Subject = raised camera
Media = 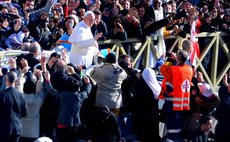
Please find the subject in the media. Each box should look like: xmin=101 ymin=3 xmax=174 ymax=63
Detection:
xmin=54 ymin=8 xmax=62 ymax=12
xmin=26 ymin=9 xmax=33 ymax=13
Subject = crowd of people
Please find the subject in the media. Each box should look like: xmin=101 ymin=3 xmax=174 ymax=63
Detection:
xmin=0 ymin=0 xmax=229 ymax=53
xmin=0 ymin=40 xmax=229 ymax=142
xmin=0 ymin=0 xmax=230 ymax=142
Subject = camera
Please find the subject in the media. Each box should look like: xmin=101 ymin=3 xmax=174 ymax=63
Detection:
xmin=0 ymin=13 xmax=11 ymax=21
xmin=26 ymin=9 xmax=33 ymax=13
xmin=173 ymin=10 xmax=187 ymax=20
xmin=115 ymin=24 xmax=120 ymax=28
xmin=53 ymin=8 xmax=62 ymax=12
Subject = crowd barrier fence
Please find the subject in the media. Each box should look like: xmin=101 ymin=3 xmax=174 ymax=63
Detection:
xmin=1 ymin=32 xmax=230 ymax=91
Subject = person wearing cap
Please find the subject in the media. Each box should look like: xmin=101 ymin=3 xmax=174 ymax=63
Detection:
xmin=90 ymin=53 xmax=127 ymax=117
xmin=159 ymin=49 xmax=193 ymax=141
xmin=195 ymin=82 xmax=220 ymax=115
xmin=68 ymin=10 xmax=103 ymax=68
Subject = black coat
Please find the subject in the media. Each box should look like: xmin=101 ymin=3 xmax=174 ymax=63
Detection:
xmin=132 ymin=77 xmax=160 ymax=142
xmin=51 ymin=71 xmax=82 ymax=92
xmin=91 ymin=21 xmax=108 ymax=41
xmin=46 ymin=81 xmax=92 ymax=127
xmin=189 ymin=128 xmax=209 ymax=142
xmin=141 ymin=18 xmax=170 ymax=40
xmin=16 ymin=53 xmax=40 ymax=70
xmin=212 ymin=95 xmax=230 ymax=142
xmin=88 ymin=106 xmax=121 ymax=142
xmin=0 ymin=87 xmax=28 ymax=135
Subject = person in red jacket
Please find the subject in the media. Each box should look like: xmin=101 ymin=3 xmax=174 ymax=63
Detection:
xmin=160 ymin=50 xmax=193 ymax=142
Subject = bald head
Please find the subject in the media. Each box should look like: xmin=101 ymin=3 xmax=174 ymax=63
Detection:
xmin=6 ymin=71 xmax=17 ymax=86
xmin=29 ymin=42 xmax=41 ymax=56
xmin=182 ymin=40 xmax=192 ymax=54
xmin=55 ymin=60 xmax=67 ymax=72
xmin=177 ymin=50 xmax=188 ymax=64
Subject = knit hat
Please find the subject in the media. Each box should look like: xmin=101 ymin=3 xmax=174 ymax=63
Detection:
xmin=196 ymin=83 xmax=220 ymax=110
xmin=105 ymin=53 xmax=116 ymax=63
xmin=197 ymin=83 xmax=213 ymax=97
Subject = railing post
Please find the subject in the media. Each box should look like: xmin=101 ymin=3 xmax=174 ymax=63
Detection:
xmin=144 ymin=38 xmax=151 ymax=68
xmin=133 ymin=38 xmax=149 ymax=67
xmin=211 ymin=32 xmax=219 ymax=90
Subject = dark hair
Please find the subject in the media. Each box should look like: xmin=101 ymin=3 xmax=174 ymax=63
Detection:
xmin=6 ymin=71 xmax=17 ymax=84
xmin=2 ymin=68 xmax=8 ymax=75
xmin=118 ymin=54 xmax=133 ymax=62
xmin=93 ymin=9 xmax=102 ymax=15
xmin=23 ymin=0 xmax=35 ymax=3
xmin=118 ymin=54 xmax=133 ymax=71
xmin=105 ymin=53 xmax=116 ymax=63
xmin=67 ymin=78 xmax=81 ymax=93
xmin=21 ymin=25 xmax=30 ymax=33
xmin=24 ymin=80 xmax=36 ymax=94
xmin=50 ymin=52 xmax=61 ymax=59
xmin=23 ymin=71 xmax=36 ymax=94
xmin=199 ymin=115 xmax=211 ymax=125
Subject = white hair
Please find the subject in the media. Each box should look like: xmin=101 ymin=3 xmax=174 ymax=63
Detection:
xmin=83 ymin=10 xmax=95 ymax=18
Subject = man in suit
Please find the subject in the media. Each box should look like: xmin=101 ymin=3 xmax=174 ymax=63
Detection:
xmin=0 ymin=70 xmax=28 ymax=142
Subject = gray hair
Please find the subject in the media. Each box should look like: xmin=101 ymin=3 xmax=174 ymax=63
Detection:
xmin=29 ymin=42 xmax=41 ymax=54
xmin=21 ymin=42 xmax=31 ymax=51
xmin=182 ymin=39 xmax=192 ymax=53
xmin=83 ymin=10 xmax=95 ymax=18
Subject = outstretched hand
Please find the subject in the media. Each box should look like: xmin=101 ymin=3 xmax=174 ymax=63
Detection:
xmin=21 ymin=58 xmax=28 ymax=68
xmin=8 ymin=57 xmax=17 ymax=69
xmin=44 ymin=71 xmax=50 ymax=81
xmin=223 ymin=73 xmax=229 ymax=87
xmin=83 ymin=76 xmax=90 ymax=84
xmin=34 ymin=68 xmax=43 ymax=78
xmin=94 ymin=32 xmax=103 ymax=40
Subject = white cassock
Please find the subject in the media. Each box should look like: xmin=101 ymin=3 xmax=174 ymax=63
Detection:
xmin=68 ymin=21 xmax=99 ymax=68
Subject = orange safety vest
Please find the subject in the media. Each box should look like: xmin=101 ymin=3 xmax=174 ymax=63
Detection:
xmin=160 ymin=64 xmax=193 ymax=111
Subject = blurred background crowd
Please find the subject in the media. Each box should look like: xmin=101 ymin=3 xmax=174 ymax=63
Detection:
xmin=0 ymin=0 xmax=229 ymax=53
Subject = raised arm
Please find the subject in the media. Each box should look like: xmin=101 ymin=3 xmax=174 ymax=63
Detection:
xmin=44 ymin=70 xmax=58 ymax=97
xmin=31 ymin=0 xmax=55 ymax=21
xmin=16 ymin=59 xmax=30 ymax=93
xmin=34 ymin=69 xmax=44 ymax=95
xmin=77 ymin=76 xmax=92 ymax=101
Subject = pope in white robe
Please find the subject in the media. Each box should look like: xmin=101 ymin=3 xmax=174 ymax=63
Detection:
xmin=68 ymin=11 xmax=102 ymax=68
